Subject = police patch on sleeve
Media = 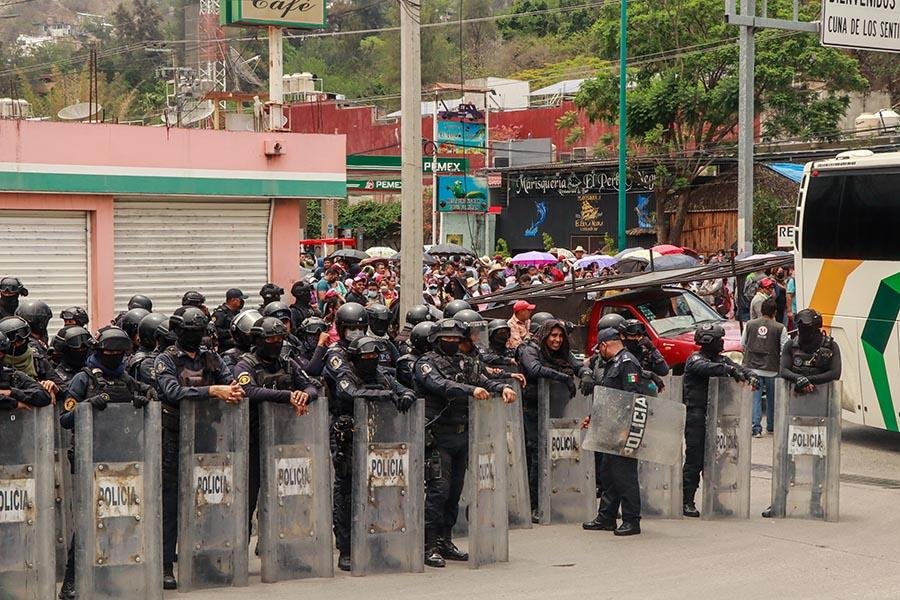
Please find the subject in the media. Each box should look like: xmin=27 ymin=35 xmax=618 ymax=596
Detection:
xmin=626 ymin=373 xmax=639 ymax=384
xmin=330 ymin=356 xmax=343 ymax=369
xmin=64 ymin=398 xmax=77 ymax=412
xmin=237 ymin=372 xmax=252 ymax=386
xmin=339 ymin=380 xmax=350 ymax=391
xmin=156 ymin=362 xmax=167 ymax=374
xmin=420 ymin=363 xmax=432 ymax=375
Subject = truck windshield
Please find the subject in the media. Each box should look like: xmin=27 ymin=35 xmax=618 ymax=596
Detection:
xmin=635 ymin=291 xmax=722 ymax=336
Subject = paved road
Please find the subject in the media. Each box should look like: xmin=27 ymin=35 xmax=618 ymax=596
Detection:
xmin=166 ymin=423 xmax=900 ymax=600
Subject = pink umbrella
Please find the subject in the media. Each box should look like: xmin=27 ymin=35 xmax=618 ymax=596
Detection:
xmin=651 ymin=244 xmax=685 ymax=255
xmin=510 ymin=251 xmax=558 ymax=267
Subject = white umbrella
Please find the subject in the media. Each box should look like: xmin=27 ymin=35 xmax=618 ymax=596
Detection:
xmin=364 ymin=246 xmax=396 ymax=259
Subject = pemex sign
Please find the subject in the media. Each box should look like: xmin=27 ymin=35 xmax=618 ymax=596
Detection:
xmin=220 ymin=0 xmax=327 ymax=29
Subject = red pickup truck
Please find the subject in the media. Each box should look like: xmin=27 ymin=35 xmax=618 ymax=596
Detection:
xmin=585 ymin=286 xmax=744 ymax=374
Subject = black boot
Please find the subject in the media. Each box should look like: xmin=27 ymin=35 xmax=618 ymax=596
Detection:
xmin=531 ymin=509 xmax=541 ymax=524
xmin=425 ymin=546 xmax=446 ymax=568
xmin=437 ymin=536 xmax=468 ymax=561
xmin=683 ymin=502 xmax=700 ymax=518
xmin=613 ymin=521 xmax=641 ymax=536
xmin=337 ymin=552 xmax=351 ymax=572
xmin=761 ymin=506 xmax=773 ymax=518
xmin=582 ymin=507 xmax=617 ymax=531
xmin=58 ymin=580 xmax=76 ymax=600
xmin=162 ymin=565 xmax=177 ymax=590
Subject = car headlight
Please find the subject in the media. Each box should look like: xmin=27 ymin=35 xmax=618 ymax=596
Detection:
xmin=725 ymin=351 xmax=743 ymax=363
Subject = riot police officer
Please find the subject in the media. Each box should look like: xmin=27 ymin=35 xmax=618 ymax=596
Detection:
xmin=51 ymin=326 xmax=93 ymax=401
xmin=331 ymin=336 xmax=416 ymax=571
xmin=120 ymin=308 xmax=150 ymax=353
xmin=233 ymin=317 xmax=319 ymax=536
xmin=289 ymin=280 xmax=320 ymax=332
xmin=0 ymin=276 xmax=28 ymax=318
xmin=57 ymin=326 xmax=154 ymax=599
xmin=153 ymin=307 xmax=243 ymax=589
xmin=294 ymin=316 xmax=330 ymax=376
xmin=415 ymin=318 xmax=516 ymax=567
xmin=322 ymin=303 xmax=370 ymax=570
xmin=396 ymin=321 xmax=434 ymax=389
xmin=442 ymin=299 xmax=471 ymax=318
xmin=681 ymin=323 xmax=757 ymax=518
xmin=484 ymin=319 xmax=517 ymax=367
xmin=112 ymin=295 xmax=153 ymax=328
xmin=367 ymin=303 xmax=399 ymax=369
xmin=581 ymin=327 xmax=644 ymax=536
xmin=620 ymin=319 xmax=669 ymax=393
xmin=60 ymin=306 xmax=90 ymax=329
xmin=0 ymin=316 xmax=40 ymax=379
xmin=16 ymin=298 xmax=52 ymax=346
xmin=127 ymin=312 xmax=169 ymax=385
xmin=519 ymin=318 xmax=588 ymax=521
xmin=259 ymin=283 xmax=285 ymax=311
xmin=221 ymin=309 xmax=262 ymax=369
xmin=212 ymin=288 xmax=248 ymax=352
xmin=261 ymin=301 xmax=304 ymax=361
xmin=0 ymin=330 xmax=51 ymax=410
xmin=396 ymin=304 xmax=435 ymax=355
xmin=761 ymin=308 xmax=841 ymax=518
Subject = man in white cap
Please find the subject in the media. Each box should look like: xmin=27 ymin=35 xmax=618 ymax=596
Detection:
xmin=573 ymin=245 xmax=586 ymax=260
xmin=507 ymin=300 xmax=535 ymax=349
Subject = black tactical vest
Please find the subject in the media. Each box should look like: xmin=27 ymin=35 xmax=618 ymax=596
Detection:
xmin=82 ymin=368 xmax=136 ymax=404
xmin=789 ymin=337 xmax=834 ymax=377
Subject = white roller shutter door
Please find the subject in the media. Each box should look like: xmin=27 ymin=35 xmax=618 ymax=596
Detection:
xmin=0 ymin=211 xmax=89 ymax=334
xmin=114 ymin=200 xmax=270 ymax=315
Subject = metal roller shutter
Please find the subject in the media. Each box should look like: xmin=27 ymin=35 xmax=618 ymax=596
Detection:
xmin=0 ymin=211 xmax=89 ymax=334
xmin=114 ymin=200 xmax=270 ymax=315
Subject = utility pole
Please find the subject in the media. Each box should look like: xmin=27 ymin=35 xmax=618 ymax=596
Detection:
xmin=268 ymin=26 xmax=284 ymax=131
xmin=399 ymin=0 xmax=423 ymax=322
xmin=617 ymin=0 xmax=627 ymax=251
xmin=736 ymin=0 xmax=755 ymax=254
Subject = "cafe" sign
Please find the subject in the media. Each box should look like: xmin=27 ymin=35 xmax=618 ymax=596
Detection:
xmin=221 ymin=0 xmax=326 ymax=29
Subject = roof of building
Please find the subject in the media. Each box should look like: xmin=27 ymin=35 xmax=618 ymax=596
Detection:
xmin=529 ymin=79 xmax=587 ymax=97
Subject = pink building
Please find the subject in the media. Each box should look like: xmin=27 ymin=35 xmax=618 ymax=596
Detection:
xmin=0 ymin=120 xmax=345 ymax=329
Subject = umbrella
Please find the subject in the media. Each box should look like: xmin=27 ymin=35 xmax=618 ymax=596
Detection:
xmin=510 ymin=251 xmax=558 ymax=267
xmin=649 ymin=253 xmax=700 ymax=270
xmin=551 ymin=247 xmax=576 ymax=260
xmin=389 ymin=252 xmax=438 ymax=265
xmin=360 ymin=256 xmax=390 ymax=267
xmin=617 ymin=247 xmax=663 ymax=262
xmin=327 ymin=248 xmax=369 ymax=262
xmin=616 ymin=257 xmax=648 ymax=273
xmin=426 ymin=243 xmax=476 ymax=257
xmin=574 ymin=254 xmax=617 ymax=269
xmin=651 ymin=244 xmax=685 ymax=255
xmin=364 ymin=246 xmax=396 ymax=259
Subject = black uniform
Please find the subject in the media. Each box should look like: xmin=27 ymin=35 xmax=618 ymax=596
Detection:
xmin=681 ymin=351 xmax=753 ymax=506
xmin=592 ymin=348 xmax=644 ymax=526
xmin=233 ymin=352 xmax=319 ymax=533
xmin=212 ymin=304 xmax=240 ymax=352
xmin=288 ymin=301 xmax=319 ymax=334
xmin=415 ymin=349 xmax=506 ymax=545
xmin=625 ymin=337 xmax=670 ymax=394
xmin=0 ymin=365 xmax=51 ymax=409
xmin=153 ymin=344 xmax=234 ymax=572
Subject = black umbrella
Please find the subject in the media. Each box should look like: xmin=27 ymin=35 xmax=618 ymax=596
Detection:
xmin=426 ymin=243 xmax=476 ymax=257
xmin=327 ymin=248 xmax=370 ymax=262
xmin=649 ymin=253 xmax=700 ymax=271
xmin=389 ymin=252 xmax=438 ymax=265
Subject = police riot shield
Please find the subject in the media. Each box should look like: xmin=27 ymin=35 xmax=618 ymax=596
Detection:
xmin=177 ymin=399 xmax=249 ymax=592
xmin=638 ymin=376 xmax=684 ymax=519
xmin=536 ymin=379 xmax=595 ymax=525
xmin=258 ymin=397 xmax=334 ymax=582
xmin=702 ymin=377 xmax=752 ymax=520
xmin=73 ymin=402 xmax=162 ymax=599
xmin=467 ymin=393 xmax=509 ymax=568
xmin=770 ymin=380 xmax=841 ymax=522
xmin=0 ymin=405 xmax=56 ymax=600
xmin=504 ymin=383 xmax=531 ymax=530
xmin=54 ymin=414 xmax=73 ymax=581
xmin=351 ymin=398 xmax=424 ymax=576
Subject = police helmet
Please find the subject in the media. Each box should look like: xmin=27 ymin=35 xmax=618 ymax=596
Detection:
xmin=405 ymin=304 xmax=434 ymax=327
xmin=52 ymin=326 xmax=93 ymax=354
xmin=181 ymin=290 xmax=206 ymax=307
xmin=366 ymin=304 xmax=393 ymax=336
xmin=155 ymin=319 xmax=174 ymax=345
xmin=529 ymin=311 xmax=555 ymax=334
xmin=96 ymin=326 xmax=133 ymax=353
xmin=795 ymin=308 xmax=823 ymax=330
xmin=597 ymin=313 xmax=626 ymax=332
xmin=348 ymin=335 xmax=387 ymax=358
xmin=251 ymin=316 xmax=288 ymax=341
xmin=443 ymin=299 xmax=472 ymax=318
xmin=409 ymin=322 xmax=436 ymax=353
xmin=231 ymin=309 xmax=263 ymax=336
xmin=0 ymin=331 xmax=9 ymax=354
xmin=261 ymin=301 xmax=292 ymax=322
xmin=453 ymin=309 xmax=486 ymax=327
xmin=260 ymin=283 xmax=285 ymax=302
xmin=170 ymin=307 xmax=209 ymax=332
xmin=138 ymin=313 xmax=169 ymax=348
xmin=428 ymin=318 xmax=469 ymax=343
xmin=291 ymin=280 xmax=313 ymax=299
xmin=0 ymin=316 xmax=31 ymax=343
xmin=120 ymin=308 xmax=150 ymax=339
xmin=620 ymin=319 xmax=646 ymax=338
xmin=299 ymin=316 xmax=329 ymax=336
xmin=128 ymin=294 xmax=153 ymax=311
xmin=0 ymin=277 xmax=28 ymax=296
xmin=15 ymin=299 xmax=52 ymax=334
xmin=694 ymin=323 xmax=726 ymax=346
xmin=335 ymin=302 xmax=369 ymax=336
xmin=60 ymin=306 xmax=89 ymax=327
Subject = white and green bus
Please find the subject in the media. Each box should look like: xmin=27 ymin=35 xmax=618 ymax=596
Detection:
xmin=794 ymin=149 xmax=900 ymax=432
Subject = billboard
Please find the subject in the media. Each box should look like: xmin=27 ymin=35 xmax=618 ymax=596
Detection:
xmin=221 ymin=0 xmax=327 ymax=29
xmin=437 ymin=176 xmax=488 ymax=212
xmin=436 ymin=120 xmax=487 ymax=155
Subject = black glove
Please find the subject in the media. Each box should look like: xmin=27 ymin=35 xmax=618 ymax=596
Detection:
xmin=747 ymin=375 xmax=761 ymax=391
xmin=725 ymin=365 xmax=742 ymax=381
xmin=565 ymin=376 xmax=577 ymax=398
xmin=580 ymin=378 xmax=595 ymax=396
xmin=132 ymin=390 xmax=151 ymax=409
xmin=394 ymin=392 xmax=416 ymax=414
xmin=795 ymin=376 xmax=811 ymax=393
xmin=87 ymin=393 xmax=109 ymax=411
xmin=651 ymin=373 xmax=666 ymax=392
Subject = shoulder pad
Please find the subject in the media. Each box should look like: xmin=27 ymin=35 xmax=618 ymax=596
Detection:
xmin=240 ymin=353 xmax=260 ymax=369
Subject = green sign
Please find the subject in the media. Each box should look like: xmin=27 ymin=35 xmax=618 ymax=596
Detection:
xmin=437 ymin=176 xmax=489 ymax=212
xmin=347 ymin=179 xmax=403 ymax=191
xmin=221 ymin=0 xmax=327 ymax=29
xmin=346 ymin=155 xmax=469 ymax=174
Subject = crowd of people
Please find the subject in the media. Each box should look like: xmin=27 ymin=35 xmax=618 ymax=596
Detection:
xmin=0 ymin=252 xmax=839 ymax=597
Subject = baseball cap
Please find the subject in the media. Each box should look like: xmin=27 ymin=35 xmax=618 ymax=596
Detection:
xmin=597 ymin=327 xmax=621 ymax=342
xmin=513 ymin=300 xmax=536 ymax=313
xmin=759 ymin=277 xmax=775 ymax=289
xmin=226 ymin=288 xmax=248 ymax=300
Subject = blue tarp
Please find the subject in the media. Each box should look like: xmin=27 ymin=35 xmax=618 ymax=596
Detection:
xmin=766 ymin=162 xmax=804 ymax=184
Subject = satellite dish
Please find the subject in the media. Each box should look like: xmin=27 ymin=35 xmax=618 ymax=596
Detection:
xmin=229 ymin=47 xmax=262 ymax=89
xmin=58 ymin=101 xmax=102 ymax=121
xmin=161 ymin=100 xmax=214 ymax=127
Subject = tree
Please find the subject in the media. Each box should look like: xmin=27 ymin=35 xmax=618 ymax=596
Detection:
xmin=575 ymin=0 xmax=867 ymax=245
